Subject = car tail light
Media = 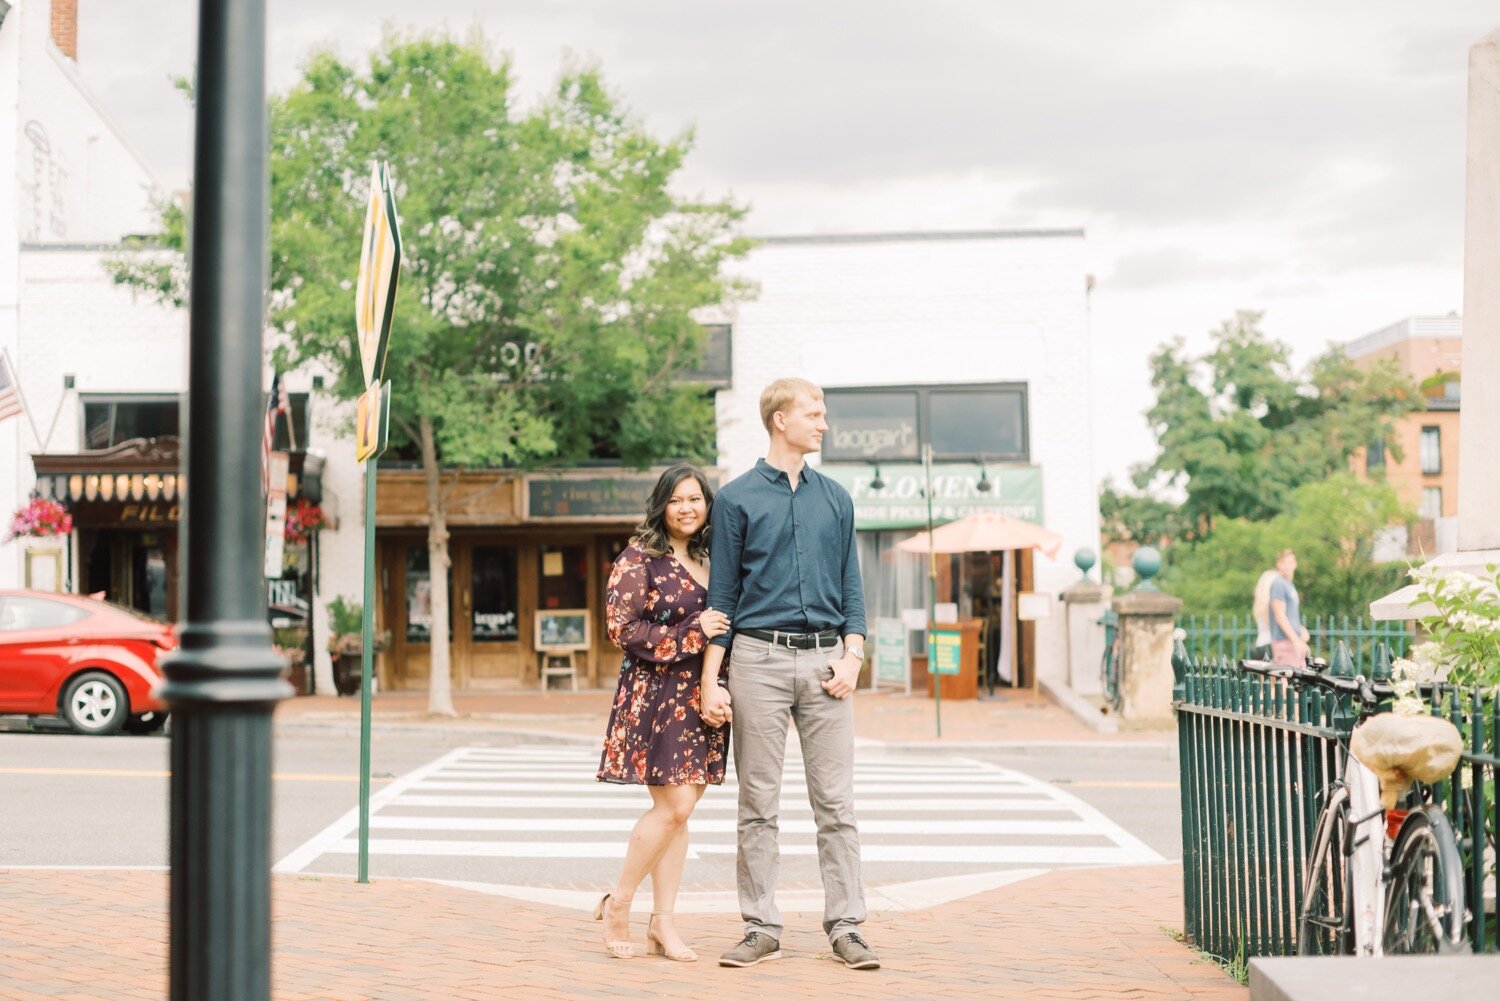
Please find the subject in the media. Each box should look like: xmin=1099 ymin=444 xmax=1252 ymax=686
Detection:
xmin=154 ymin=628 xmax=178 ymax=651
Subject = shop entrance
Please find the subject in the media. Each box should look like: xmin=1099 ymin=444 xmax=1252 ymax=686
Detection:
xmin=382 ymin=530 xmax=632 ymax=690
xmin=78 ymin=528 xmax=178 ymax=620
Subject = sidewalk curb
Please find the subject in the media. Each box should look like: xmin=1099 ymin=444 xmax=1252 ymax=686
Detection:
xmin=1039 ymin=676 xmax=1119 ymax=734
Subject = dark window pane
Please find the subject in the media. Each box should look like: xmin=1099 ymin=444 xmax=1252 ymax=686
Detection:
xmin=83 ymin=402 xmax=114 ymax=449
xmin=1367 ymin=439 xmax=1385 ymax=468
xmin=928 ymin=390 xmax=1026 ymax=459
xmin=405 ymin=546 xmax=451 ymax=643
xmin=80 ymin=398 xmax=180 ymax=449
xmin=824 ymin=391 xmax=920 ymax=460
xmin=471 ymin=545 xmax=519 ymax=642
xmin=538 ymin=544 xmax=588 ymax=610
xmin=0 ymin=596 xmax=88 ymax=631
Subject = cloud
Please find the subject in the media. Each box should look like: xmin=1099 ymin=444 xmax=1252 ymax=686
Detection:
xmin=1109 ymin=248 xmax=1280 ymax=291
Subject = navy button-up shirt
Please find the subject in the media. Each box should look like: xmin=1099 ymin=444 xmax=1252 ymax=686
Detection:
xmin=706 ymin=458 xmax=867 ymax=649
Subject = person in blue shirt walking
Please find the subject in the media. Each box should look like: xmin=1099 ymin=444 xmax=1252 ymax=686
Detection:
xmin=1269 ymin=548 xmax=1310 ymax=666
xmin=699 ymin=376 xmax=878 ymax=971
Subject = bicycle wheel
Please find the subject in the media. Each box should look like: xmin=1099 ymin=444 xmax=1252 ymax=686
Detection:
xmin=1100 ymin=635 xmax=1121 ymax=713
xmin=1382 ymin=807 xmax=1469 ymax=954
xmin=1297 ymin=783 xmax=1353 ymax=955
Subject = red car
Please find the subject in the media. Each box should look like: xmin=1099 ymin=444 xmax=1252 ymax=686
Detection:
xmin=0 ymin=590 xmax=176 ymax=735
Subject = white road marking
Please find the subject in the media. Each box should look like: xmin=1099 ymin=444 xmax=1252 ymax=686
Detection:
xmin=279 ymin=744 xmax=1167 ymax=896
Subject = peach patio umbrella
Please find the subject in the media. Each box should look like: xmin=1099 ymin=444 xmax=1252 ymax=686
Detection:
xmin=895 ymin=511 xmax=1063 ymax=559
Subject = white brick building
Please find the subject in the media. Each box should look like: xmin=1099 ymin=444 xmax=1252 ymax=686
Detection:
xmin=714 ymin=230 xmax=1099 ymax=689
xmin=1 ymin=0 xmax=162 ymax=592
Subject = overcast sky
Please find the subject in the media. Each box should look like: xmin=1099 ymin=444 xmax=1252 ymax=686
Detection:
xmin=74 ymin=1 xmax=1498 ymax=484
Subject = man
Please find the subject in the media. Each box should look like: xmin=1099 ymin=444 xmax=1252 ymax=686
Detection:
xmin=1269 ymin=548 xmax=1310 ymax=666
xmin=699 ymin=377 xmax=877 ymax=971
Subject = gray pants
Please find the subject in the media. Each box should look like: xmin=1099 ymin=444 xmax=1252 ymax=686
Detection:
xmin=728 ymin=633 xmax=866 ymax=942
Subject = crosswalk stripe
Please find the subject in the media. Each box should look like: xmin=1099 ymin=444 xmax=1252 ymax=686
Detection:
xmin=277 ymin=744 xmax=1165 ymax=879
xmin=327 ymin=838 xmax=1148 ymax=865
xmin=367 ymin=816 xmax=1099 ymax=836
xmin=417 ymin=779 xmax=1037 ymax=794
xmin=391 ymin=794 xmax=1067 ymax=812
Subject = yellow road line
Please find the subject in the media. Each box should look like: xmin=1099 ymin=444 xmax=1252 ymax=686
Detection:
xmin=0 ymin=767 xmax=388 ymax=783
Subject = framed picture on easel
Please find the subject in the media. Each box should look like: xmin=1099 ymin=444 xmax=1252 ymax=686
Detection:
xmin=534 ymin=608 xmax=591 ymax=652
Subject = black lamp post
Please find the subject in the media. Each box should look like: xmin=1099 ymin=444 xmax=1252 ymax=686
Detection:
xmin=158 ymin=2 xmax=290 ymax=999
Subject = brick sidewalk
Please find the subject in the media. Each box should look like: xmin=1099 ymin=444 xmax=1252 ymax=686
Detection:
xmin=0 ymin=864 xmax=1241 ymax=1000
xmin=274 ymin=686 xmax=1173 ymax=746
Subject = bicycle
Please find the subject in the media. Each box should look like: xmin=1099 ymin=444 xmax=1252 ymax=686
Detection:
xmin=1239 ymin=656 xmax=1469 ymax=956
xmin=1099 ymin=609 xmax=1122 ymax=714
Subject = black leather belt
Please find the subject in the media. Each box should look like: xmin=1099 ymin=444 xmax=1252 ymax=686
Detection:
xmin=739 ymin=627 xmax=840 ymax=650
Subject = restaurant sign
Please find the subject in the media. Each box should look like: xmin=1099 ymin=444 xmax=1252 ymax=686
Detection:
xmin=817 ymin=463 xmax=1044 ymax=530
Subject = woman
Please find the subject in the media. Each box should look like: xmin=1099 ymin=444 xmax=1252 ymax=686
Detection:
xmin=594 ymin=463 xmax=729 ymax=962
xmin=1251 ymin=568 xmax=1279 ymax=658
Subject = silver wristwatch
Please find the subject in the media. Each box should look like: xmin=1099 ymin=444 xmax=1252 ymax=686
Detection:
xmin=845 ymin=645 xmax=865 ymax=661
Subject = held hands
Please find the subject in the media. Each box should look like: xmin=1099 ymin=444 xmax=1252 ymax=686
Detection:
xmin=699 ymin=607 xmax=731 ymax=640
xmin=822 ymin=649 xmax=861 ymax=700
xmin=700 ymin=682 xmax=733 ymax=728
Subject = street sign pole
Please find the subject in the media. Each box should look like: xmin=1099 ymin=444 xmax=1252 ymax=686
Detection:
xmin=354 ymin=163 xmax=401 ymax=884
xmin=923 ymin=443 xmax=940 ymax=739
xmin=357 ymin=451 xmax=376 ymax=882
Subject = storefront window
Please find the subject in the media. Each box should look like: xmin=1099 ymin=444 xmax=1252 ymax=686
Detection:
xmin=928 ymin=388 xmax=1026 ymax=460
xmin=824 ymin=383 xmax=1028 ymax=463
xmin=538 ymin=544 xmax=588 ymax=610
xmin=471 ymin=545 xmax=519 ymax=642
xmin=405 ymin=546 xmax=451 ymax=643
xmin=823 ymin=391 xmax=920 ymax=461
xmin=82 ymin=397 xmax=179 ymax=449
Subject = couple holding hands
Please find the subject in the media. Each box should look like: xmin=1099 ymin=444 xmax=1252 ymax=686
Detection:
xmin=593 ymin=377 xmax=879 ymax=971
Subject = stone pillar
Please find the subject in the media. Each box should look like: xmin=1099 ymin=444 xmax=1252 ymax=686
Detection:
xmin=1061 ymin=580 xmax=1111 ymax=695
xmin=1373 ymin=29 xmax=1500 ymax=619
xmin=1459 ymin=30 xmax=1500 ymax=551
xmin=1113 ymin=588 xmax=1182 ymax=722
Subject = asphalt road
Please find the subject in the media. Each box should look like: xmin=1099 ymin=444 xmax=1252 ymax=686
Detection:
xmin=0 ymin=725 xmax=1182 ymax=889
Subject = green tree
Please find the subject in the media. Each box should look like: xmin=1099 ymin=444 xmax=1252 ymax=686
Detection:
xmin=1129 ymin=310 xmax=1417 ymax=538
xmin=110 ymin=33 xmax=750 ymax=713
xmin=1164 ymin=474 xmax=1410 ymax=618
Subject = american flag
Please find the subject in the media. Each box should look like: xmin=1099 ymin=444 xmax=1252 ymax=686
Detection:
xmin=0 ymin=352 xmax=22 ymax=425
xmin=261 ymin=372 xmax=290 ymax=495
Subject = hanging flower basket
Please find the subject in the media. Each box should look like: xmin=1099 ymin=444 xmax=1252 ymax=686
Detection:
xmin=284 ymin=498 xmax=326 ymax=545
xmin=5 ymin=497 xmax=73 ymax=542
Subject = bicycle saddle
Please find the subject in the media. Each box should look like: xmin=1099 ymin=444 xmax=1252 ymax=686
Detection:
xmin=1349 ymin=714 xmax=1464 ymax=810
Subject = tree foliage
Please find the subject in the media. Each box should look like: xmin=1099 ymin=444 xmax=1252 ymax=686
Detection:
xmin=112 ymin=31 xmax=749 ymax=468
xmin=1163 ymin=474 xmax=1410 ymax=617
xmin=1124 ymin=310 xmax=1418 ymax=540
xmin=109 ymin=32 xmax=751 ymax=712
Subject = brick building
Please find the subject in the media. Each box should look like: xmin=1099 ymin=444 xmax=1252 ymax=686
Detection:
xmin=1346 ymin=315 xmax=1461 ymax=554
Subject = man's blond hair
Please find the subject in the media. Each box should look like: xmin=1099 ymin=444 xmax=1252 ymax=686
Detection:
xmin=759 ymin=377 xmax=824 ymax=433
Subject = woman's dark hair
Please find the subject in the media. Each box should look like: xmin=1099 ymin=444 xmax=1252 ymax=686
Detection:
xmin=633 ymin=463 xmax=714 ymax=560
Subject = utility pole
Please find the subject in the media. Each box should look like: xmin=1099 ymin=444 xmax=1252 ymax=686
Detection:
xmin=159 ymin=2 xmax=290 ymax=998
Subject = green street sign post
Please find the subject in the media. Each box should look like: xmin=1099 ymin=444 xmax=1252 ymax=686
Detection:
xmin=354 ymin=162 xmax=401 ymax=884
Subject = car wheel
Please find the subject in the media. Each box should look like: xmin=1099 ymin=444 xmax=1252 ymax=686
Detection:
xmin=124 ymin=711 xmax=169 ymax=735
xmin=61 ymin=671 xmax=129 ymax=736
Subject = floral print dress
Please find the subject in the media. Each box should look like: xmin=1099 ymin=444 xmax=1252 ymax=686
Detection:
xmin=596 ymin=543 xmax=728 ymax=786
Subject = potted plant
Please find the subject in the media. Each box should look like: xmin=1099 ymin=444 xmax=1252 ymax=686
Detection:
xmin=284 ymin=498 xmax=326 ymax=545
xmin=326 ymin=595 xmax=390 ymax=696
xmin=4 ymin=496 xmax=73 ymax=542
xmin=272 ymin=625 xmax=310 ymax=696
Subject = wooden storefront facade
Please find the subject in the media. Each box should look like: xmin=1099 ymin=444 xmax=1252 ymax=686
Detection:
xmin=373 ymin=467 xmax=698 ymax=691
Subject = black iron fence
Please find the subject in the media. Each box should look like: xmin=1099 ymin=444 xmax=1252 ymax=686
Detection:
xmin=1177 ymin=613 xmax=1413 ymax=672
xmin=1174 ymin=642 xmax=1498 ymax=962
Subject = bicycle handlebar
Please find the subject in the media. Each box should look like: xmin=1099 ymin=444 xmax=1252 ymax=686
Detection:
xmin=1239 ymin=657 xmax=1391 ymax=707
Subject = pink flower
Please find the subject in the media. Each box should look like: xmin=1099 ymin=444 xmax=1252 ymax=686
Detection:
xmin=5 ymin=497 xmax=73 ymax=542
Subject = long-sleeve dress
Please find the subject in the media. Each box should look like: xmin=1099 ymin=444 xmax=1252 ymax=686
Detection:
xmin=596 ymin=543 xmax=728 ymax=785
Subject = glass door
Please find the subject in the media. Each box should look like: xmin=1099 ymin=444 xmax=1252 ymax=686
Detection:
xmin=457 ymin=542 xmax=522 ymax=686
